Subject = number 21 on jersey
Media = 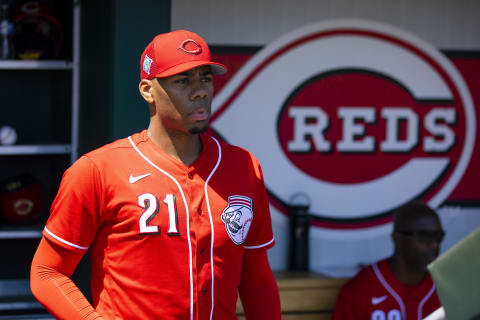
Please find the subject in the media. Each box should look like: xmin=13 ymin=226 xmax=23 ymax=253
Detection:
xmin=137 ymin=193 xmax=180 ymax=235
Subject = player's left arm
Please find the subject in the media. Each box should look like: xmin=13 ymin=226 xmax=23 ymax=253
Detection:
xmin=238 ymin=249 xmax=281 ymax=319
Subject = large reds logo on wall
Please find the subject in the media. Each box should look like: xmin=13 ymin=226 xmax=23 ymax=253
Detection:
xmin=211 ymin=20 xmax=476 ymax=229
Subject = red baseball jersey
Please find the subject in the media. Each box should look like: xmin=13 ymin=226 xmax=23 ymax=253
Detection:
xmin=43 ymin=130 xmax=275 ymax=320
xmin=331 ymin=259 xmax=441 ymax=320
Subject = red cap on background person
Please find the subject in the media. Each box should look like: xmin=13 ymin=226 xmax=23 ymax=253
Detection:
xmin=140 ymin=29 xmax=227 ymax=79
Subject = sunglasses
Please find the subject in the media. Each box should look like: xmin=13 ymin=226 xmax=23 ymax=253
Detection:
xmin=396 ymin=230 xmax=446 ymax=243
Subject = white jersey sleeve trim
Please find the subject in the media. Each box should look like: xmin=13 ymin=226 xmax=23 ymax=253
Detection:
xmin=44 ymin=227 xmax=89 ymax=250
xmin=243 ymin=237 xmax=275 ymax=249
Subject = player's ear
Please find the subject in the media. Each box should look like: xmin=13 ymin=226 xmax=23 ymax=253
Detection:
xmin=139 ymin=79 xmax=154 ymax=103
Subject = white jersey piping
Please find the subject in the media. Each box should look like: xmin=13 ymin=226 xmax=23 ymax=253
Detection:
xmin=128 ymin=136 xmax=194 ymax=320
xmin=243 ymin=237 xmax=275 ymax=249
xmin=372 ymin=262 xmax=407 ymax=319
xmin=43 ymin=227 xmax=89 ymax=250
xmin=418 ymin=283 xmax=436 ymax=320
xmin=205 ymin=137 xmax=222 ymax=320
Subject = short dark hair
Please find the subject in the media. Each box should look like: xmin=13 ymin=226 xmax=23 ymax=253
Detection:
xmin=393 ymin=201 xmax=439 ymax=231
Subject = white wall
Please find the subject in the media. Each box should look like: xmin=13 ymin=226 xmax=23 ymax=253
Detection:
xmin=172 ymin=0 xmax=480 ymax=49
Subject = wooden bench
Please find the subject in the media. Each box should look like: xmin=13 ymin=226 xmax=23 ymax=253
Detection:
xmin=237 ymin=272 xmax=349 ymax=319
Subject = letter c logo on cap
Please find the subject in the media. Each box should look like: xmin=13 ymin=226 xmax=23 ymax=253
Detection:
xmin=178 ymin=39 xmax=202 ymax=55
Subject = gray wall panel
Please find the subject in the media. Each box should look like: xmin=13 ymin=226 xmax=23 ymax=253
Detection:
xmin=172 ymin=0 xmax=480 ymax=49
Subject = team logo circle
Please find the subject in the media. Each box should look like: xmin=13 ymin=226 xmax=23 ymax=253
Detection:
xmin=178 ymin=39 xmax=202 ymax=55
xmin=14 ymin=198 xmax=34 ymax=215
xmin=212 ymin=20 xmax=475 ymax=228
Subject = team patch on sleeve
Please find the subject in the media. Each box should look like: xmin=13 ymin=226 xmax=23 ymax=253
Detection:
xmin=221 ymin=195 xmax=253 ymax=245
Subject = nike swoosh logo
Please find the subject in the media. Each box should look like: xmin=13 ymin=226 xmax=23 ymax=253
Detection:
xmin=129 ymin=173 xmax=151 ymax=184
xmin=371 ymin=295 xmax=388 ymax=305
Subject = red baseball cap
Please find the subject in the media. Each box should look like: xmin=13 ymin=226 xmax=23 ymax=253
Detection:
xmin=140 ymin=30 xmax=227 ymax=79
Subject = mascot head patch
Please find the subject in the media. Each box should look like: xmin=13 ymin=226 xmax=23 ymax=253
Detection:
xmin=221 ymin=195 xmax=253 ymax=245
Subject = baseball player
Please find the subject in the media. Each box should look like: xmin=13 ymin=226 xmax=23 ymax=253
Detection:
xmin=30 ymin=30 xmax=281 ymax=320
xmin=331 ymin=201 xmax=444 ymax=320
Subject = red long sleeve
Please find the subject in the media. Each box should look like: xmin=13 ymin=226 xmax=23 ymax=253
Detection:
xmin=30 ymin=237 xmax=103 ymax=320
xmin=238 ymin=250 xmax=282 ymax=319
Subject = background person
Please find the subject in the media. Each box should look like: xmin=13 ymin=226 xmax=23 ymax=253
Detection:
xmin=332 ymin=201 xmax=444 ymax=320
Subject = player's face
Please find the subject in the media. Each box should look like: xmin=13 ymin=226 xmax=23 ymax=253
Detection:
xmin=395 ymin=214 xmax=444 ymax=271
xmin=154 ymin=66 xmax=213 ymax=134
